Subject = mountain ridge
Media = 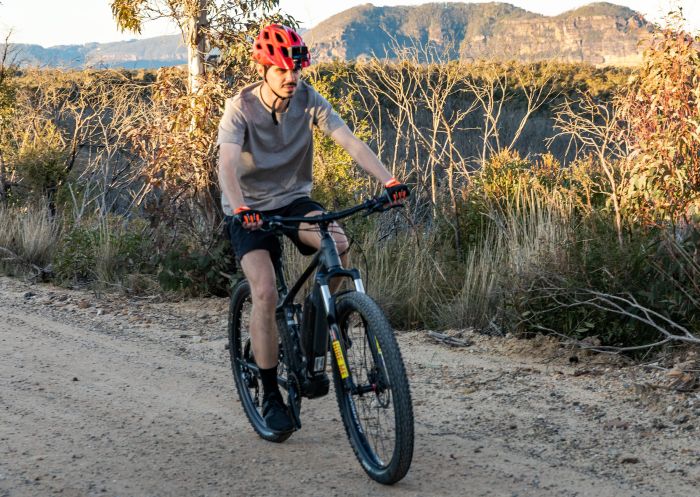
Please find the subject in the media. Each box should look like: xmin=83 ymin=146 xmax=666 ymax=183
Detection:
xmin=305 ymin=2 xmax=651 ymax=65
xmin=5 ymin=35 xmax=186 ymax=69
xmin=3 ymin=2 xmax=651 ymax=68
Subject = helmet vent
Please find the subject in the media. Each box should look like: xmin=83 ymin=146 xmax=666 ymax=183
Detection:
xmin=266 ymin=44 xmax=275 ymax=56
xmin=263 ymin=31 xmax=270 ymax=40
xmin=290 ymin=32 xmax=299 ymax=43
xmin=274 ymin=32 xmax=285 ymax=43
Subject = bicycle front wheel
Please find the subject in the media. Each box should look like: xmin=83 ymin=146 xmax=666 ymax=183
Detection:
xmin=331 ymin=291 xmax=414 ymax=484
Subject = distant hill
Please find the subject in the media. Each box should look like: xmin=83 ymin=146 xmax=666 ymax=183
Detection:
xmin=305 ymin=2 xmax=652 ymax=65
xmin=5 ymin=35 xmax=185 ymax=69
xmin=3 ymin=2 xmax=652 ymax=69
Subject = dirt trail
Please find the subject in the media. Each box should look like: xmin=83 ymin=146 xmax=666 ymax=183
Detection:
xmin=1 ymin=276 xmax=699 ymax=497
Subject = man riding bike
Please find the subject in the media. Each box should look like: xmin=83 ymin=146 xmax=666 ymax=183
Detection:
xmin=217 ymin=24 xmax=409 ymax=435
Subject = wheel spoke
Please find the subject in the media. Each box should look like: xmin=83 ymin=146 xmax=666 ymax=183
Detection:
xmin=342 ymin=310 xmax=397 ymax=466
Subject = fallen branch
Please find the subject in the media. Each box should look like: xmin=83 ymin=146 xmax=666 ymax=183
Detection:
xmin=0 ymin=246 xmax=51 ymax=279
xmin=427 ymin=330 xmax=472 ymax=348
xmin=520 ymin=283 xmax=700 ymax=353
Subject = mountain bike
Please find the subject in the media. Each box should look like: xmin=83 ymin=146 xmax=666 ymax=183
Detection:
xmin=227 ymin=195 xmax=414 ymax=484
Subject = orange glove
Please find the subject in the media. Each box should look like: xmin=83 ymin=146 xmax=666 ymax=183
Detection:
xmin=234 ymin=206 xmax=263 ymax=229
xmin=384 ymin=178 xmax=410 ymax=203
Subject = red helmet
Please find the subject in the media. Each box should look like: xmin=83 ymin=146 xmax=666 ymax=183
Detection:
xmin=252 ymin=24 xmax=311 ymax=70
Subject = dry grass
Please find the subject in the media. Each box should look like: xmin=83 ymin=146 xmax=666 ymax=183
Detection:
xmin=359 ymin=227 xmax=452 ymax=329
xmin=430 ymin=186 xmax=573 ymax=332
xmin=0 ymin=206 xmax=59 ymax=274
xmin=433 ymin=234 xmax=504 ymax=331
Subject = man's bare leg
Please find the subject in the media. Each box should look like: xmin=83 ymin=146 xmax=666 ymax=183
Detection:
xmin=240 ymin=249 xmax=278 ymax=369
xmin=239 ymin=249 xmax=294 ymax=432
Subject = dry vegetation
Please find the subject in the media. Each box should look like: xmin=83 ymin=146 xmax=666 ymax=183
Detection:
xmin=0 ymin=12 xmax=698 ymax=353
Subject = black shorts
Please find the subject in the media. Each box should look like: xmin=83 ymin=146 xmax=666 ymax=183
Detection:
xmin=224 ymin=197 xmax=325 ymax=262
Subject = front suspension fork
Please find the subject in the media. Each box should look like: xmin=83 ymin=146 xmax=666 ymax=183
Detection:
xmin=320 ymin=278 xmax=367 ymax=395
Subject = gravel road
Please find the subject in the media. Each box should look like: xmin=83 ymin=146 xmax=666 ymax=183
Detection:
xmin=1 ymin=276 xmax=699 ymax=497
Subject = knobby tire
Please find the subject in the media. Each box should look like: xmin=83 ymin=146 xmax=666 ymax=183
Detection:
xmin=331 ymin=291 xmax=414 ymax=484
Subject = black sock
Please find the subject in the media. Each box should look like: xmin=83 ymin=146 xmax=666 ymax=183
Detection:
xmin=259 ymin=365 xmax=280 ymax=400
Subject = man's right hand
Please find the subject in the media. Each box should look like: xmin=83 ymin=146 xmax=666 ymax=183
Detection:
xmin=234 ymin=206 xmax=264 ymax=230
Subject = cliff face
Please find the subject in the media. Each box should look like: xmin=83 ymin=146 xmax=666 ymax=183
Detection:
xmin=305 ymin=2 xmax=652 ymax=65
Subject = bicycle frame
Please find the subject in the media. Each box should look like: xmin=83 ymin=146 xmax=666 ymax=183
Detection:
xmin=273 ymin=219 xmax=365 ymax=394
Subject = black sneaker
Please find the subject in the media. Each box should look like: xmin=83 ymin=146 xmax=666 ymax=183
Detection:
xmin=262 ymin=393 xmax=294 ymax=433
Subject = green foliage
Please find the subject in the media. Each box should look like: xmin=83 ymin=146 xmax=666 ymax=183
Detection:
xmin=111 ymin=0 xmax=147 ymax=33
xmin=0 ymin=73 xmax=15 ymax=126
xmin=514 ymin=217 xmax=700 ymax=349
xmin=619 ymin=14 xmax=700 ymax=226
xmin=157 ymin=236 xmax=234 ymax=296
xmin=53 ymin=217 xmax=154 ymax=285
xmin=473 ymin=150 xmax=535 ymax=200
xmin=13 ymin=144 xmax=68 ymax=200
xmin=515 ymin=216 xmax=653 ymax=345
xmin=54 ymin=227 xmax=94 ymax=281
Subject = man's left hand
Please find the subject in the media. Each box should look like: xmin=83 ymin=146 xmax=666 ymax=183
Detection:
xmin=384 ymin=178 xmax=410 ymax=204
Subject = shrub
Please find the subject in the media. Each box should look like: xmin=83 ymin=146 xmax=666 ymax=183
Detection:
xmin=618 ymin=15 xmax=700 ymax=226
xmin=156 ymin=234 xmax=234 ymax=297
xmin=53 ymin=217 xmax=155 ymax=286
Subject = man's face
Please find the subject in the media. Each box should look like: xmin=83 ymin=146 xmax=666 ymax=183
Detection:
xmin=259 ymin=64 xmax=300 ymax=97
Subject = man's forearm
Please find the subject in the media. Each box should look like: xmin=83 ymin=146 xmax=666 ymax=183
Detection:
xmin=331 ymin=126 xmax=394 ymax=184
xmin=352 ymin=140 xmax=394 ymax=184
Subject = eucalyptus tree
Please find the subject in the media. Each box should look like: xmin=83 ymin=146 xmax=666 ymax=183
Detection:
xmin=110 ymin=0 xmax=293 ymax=94
xmin=0 ymin=30 xmax=17 ymax=205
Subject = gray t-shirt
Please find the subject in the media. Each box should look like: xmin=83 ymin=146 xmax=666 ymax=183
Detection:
xmin=217 ymin=80 xmax=346 ymax=214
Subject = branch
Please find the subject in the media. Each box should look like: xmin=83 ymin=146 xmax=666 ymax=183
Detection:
xmin=521 ymin=282 xmax=700 ymax=352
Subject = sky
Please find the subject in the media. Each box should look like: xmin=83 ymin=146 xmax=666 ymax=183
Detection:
xmin=1 ymin=0 xmax=698 ymax=47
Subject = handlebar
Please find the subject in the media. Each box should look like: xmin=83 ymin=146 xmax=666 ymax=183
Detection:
xmin=263 ymin=194 xmax=402 ymax=231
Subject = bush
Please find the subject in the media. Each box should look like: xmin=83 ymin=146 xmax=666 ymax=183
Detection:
xmin=53 ymin=217 xmax=155 ymax=286
xmin=618 ymin=15 xmax=700 ymax=226
xmin=156 ymin=235 xmax=234 ymax=297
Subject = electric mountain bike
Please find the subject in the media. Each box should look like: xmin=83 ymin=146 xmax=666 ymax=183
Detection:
xmin=227 ymin=195 xmax=414 ymax=484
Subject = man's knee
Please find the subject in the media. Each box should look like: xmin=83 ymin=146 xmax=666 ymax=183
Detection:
xmin=241 ymin=250 xmax=278 ymax=308
xmin=250 ymin=281 xmax=277 ymax=307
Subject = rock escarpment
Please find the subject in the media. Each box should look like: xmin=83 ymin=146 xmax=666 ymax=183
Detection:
xmin=305 ymin=2 xmax=651 ymax=65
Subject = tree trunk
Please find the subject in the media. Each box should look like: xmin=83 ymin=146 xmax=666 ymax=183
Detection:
xmin=187 ymin=0 xmax=208 ymax=95
xmin=0 ymin=151 xmax=6 ymax=205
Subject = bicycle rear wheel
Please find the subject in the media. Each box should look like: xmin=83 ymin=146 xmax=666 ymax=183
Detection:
xmin=331 ymin=291 xmax=414 ymax=484
xmin=228 ymin=279 xmax=292 ymax=443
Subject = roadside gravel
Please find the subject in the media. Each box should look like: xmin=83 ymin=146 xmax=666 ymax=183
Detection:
xmin=1 ymin=276 xmax=698 ymax=497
